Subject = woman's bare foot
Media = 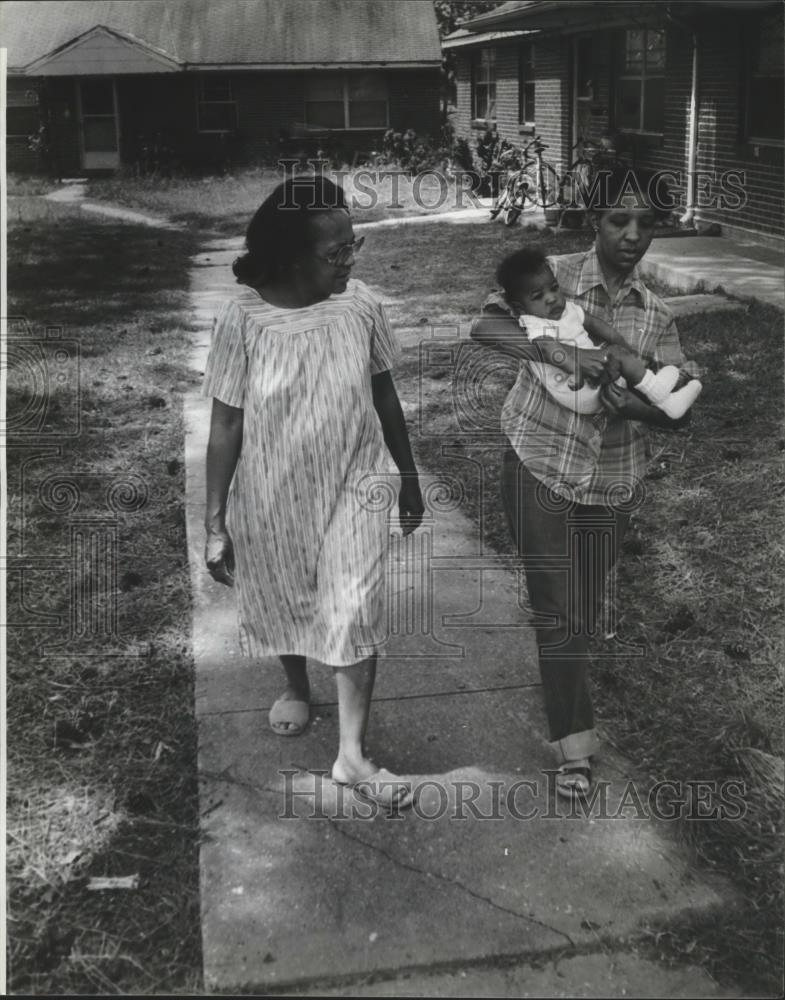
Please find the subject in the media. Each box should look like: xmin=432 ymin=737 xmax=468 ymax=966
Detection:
xmin=331 ymin=751 xmax=377 ymax=786
xmin=332 ymin=753 xmax=414 ymax=810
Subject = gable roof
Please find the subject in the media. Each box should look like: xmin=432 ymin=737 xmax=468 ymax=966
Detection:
xmin=25 ymin=25 xmax=185 ymax=75
xmin=2 ymin=0 xmax=442 ymax=73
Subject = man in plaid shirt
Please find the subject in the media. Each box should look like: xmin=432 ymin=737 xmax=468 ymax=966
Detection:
xmin=471 ymin=167 xmax=694 ymax=802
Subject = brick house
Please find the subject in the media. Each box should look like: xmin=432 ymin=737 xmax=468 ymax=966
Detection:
xmin=4 ymin=0 xmax=442 ymax=175
xmin=444 ymin=0 xmax=783 ymax=242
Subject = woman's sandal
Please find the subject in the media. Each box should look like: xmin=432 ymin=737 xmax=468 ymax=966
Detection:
xmin=268 ymin=697 xmax=310 ymax=737
xmin=555 ymin=761 xmax=592 ymax=802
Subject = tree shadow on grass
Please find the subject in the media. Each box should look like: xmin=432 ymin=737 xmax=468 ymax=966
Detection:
xmin=8 ymin=220 xmax=198 ymax=330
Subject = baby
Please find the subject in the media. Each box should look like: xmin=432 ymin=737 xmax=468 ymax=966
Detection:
xmin=497 ymin=248 xmax=702 ymax=418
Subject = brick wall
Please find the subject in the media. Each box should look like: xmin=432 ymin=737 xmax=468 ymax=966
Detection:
xmin=612 ymin=27 xmax=691 ymax=217
xmin=450 ymin=39 xmax=572 ymax=174
xmin=450 ymin=17 xmax=782 ymax=239
xmin=589 ymin=19 xmax=782 ymax=237
xmin=690 ymin=14 xmax=783 ymax=238
xmin=532 ymin=36 xmax=571 ymax=174
xmin=488 ymin=45 xmax=520 ymax=144
xmin=453 ymin=52 xmax=473 ymax=137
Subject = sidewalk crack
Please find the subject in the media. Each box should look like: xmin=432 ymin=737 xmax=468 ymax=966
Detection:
xmin=328 ymin=820 xmax=575 ymax=948
xmin=198 ymin=767 xmax=279 ymax=797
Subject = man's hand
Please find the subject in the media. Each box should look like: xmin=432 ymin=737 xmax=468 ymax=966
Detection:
xmin=399 ymin=476 xmax=424 ymax=536
xmin=599 ymin=380 xmax=635 ymax=417
xmin=205 ymin=527 xmax=235 ymax=586
xmin=601 ymin=380 xmax=691 ymax=430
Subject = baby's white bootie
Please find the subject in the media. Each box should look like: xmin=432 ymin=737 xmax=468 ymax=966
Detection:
xmin=634 ymin=365 xmax=680 ymax=405
xmin=657 ymin=378 xmax=703 ymax=419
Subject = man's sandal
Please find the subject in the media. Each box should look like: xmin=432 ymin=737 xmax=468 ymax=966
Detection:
xmin=556 ymin=762 xmax=592 ymax=802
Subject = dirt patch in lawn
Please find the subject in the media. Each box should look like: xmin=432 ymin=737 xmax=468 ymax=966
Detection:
xmin=7 ymin=202 xmax=203 ymax=994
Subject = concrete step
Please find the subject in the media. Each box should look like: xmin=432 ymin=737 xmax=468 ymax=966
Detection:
xmin=640 ymin=237 xmax=783 ymax=308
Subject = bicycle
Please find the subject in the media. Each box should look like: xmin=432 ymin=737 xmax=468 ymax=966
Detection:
xmin=517 ymin=134 xmax=560 ymax=214
xmin=489 ymin=134 xmax=559 ymax=226
xmin=488 ymin=143 xmax=526 ymax=226
xmin=557 ymin=134 xmax=628 ymax=227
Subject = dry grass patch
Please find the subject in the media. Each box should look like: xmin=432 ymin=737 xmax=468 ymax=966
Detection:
xmin=87 ymin=166 xmax=484 ymax=234
xmin=7 ymin=201 xmax=203 ymax=994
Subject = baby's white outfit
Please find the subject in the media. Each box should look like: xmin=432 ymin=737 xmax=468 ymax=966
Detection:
xmin=521 ymin=301 xmax=610 ymax=415
xmin=520 ymin=300 xmax=702 ymax=418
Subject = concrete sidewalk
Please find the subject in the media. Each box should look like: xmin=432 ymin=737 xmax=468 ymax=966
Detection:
xmin=184 ymin=234 xmax=758 ymax=996
xmin=43 ymin=180 xmax=184 ymax=229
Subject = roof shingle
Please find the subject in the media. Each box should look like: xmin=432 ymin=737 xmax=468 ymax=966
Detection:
xmin=2 ymin=0 xmax=442 ymax=71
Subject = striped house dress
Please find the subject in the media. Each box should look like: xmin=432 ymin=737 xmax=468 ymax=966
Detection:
xmin=202 ymin=278 xmax=398 ymax=667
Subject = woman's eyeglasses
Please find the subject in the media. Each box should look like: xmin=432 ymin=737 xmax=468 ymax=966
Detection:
xmin=315 ymin=236 xmax=365 ymax=268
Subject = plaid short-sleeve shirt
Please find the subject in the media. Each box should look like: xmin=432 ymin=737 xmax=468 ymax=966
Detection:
xmin=489 ymin=248 xmax=687 ymax=506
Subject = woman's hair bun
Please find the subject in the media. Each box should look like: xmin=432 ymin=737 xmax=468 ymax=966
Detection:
xmin=233 ymin=175 xmax=347 ymax=287
xmin=232 ymin=253 xmax=257 ymax=284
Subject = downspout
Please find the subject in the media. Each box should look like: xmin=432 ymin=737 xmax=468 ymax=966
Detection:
xmin=666 ymin=6 xmax=699 ymax=226
xmin=571 ymin=36 xmax=579 ymax=153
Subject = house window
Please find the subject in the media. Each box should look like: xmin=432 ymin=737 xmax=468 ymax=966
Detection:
xmin=305 ymin=74 xmax=345 ymax=128
xmin=518 ymin=43 xmax=535 ymax=125
xmin=196 ymin=78 xmax=237 ymax=133
xmin=348 ymin=74 xmax=388 ymax=128
xmin=304 ymin=73 xmax=389 ymax=129
xmin=7 ymin=86 xmax=40 ymax=138
xmin=744 ymin=8 xmax=784 ymax=144
xmin=473 ymin=48 xmax=496 ymax=121
xmin=614 ymin=28 xmax=665 ymax=133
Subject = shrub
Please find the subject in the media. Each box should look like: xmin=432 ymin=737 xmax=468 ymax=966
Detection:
xmin=373 ymin=126 xmax=459 ymax=176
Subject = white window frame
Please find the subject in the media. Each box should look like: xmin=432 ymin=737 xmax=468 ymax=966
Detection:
xmin=195 ymin=77 xmax=238 ymax=134
xmin=518 ymin=42 xmax=535 ymax=127
xmin=614 ymin=28 xmax=666 ymax=135
xmin=304 ymin=72 xmax=389 ymax=131
xmin=473 ymin=48 xmax=497 ymax=123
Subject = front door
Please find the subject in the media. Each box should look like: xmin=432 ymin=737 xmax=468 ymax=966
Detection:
xmin=77 ymin=79 xmax=120 ymax=170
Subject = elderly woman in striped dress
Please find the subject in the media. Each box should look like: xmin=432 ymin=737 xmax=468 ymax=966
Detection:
xmin=202 ymin=175 xmax=423 ymax=810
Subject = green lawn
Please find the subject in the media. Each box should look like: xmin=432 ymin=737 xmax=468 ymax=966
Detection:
xmin=7 ymin=200 xmax=203 ymax=994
